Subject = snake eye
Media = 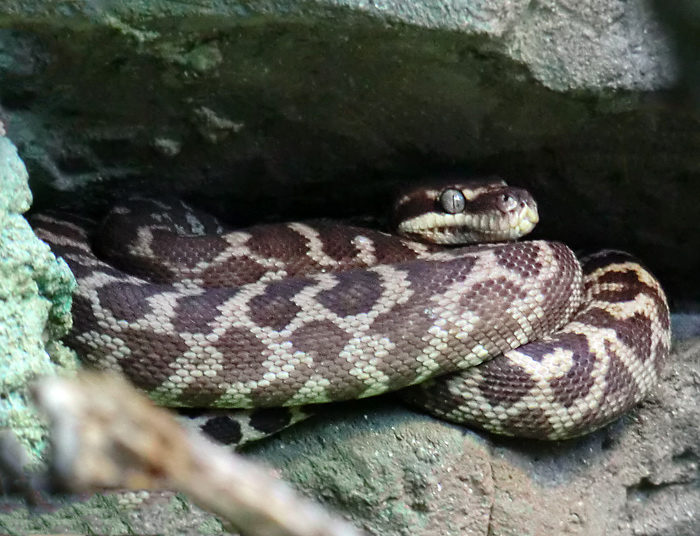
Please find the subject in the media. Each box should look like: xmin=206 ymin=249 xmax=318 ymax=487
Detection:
xmin=439 ymin=188 xmax=466 ymax=214
xmin=498 ymin=193 xmax=518 ymax=212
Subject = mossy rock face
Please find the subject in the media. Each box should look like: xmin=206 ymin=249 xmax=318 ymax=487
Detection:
xmin=0 ymin=135 xmax=78 ymax=466
xmin=0 ymin=0 xmax=696 ymax=302
xmin=0 ymin=1 xmax=699 ymax=535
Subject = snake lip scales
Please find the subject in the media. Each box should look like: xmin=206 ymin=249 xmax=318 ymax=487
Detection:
xmin=31 ymin=180 xmax=671 ymax=442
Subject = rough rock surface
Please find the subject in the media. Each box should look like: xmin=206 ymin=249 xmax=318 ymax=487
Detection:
xmin=0 ymin=0 xmax=697 ymax=301
xmin=0 ymin=0 xmax=699 ymax=534
xmin=248 ymin=337 xmax=700 ymax=536
xmin=3 ymin=338 xmax=697 ymax=536
xmin=0 ymin=134 xmax=77 ymax=466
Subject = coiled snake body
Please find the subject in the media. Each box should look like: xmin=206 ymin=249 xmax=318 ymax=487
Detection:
xmin=32 ymin=179 xmax=671 ymax=441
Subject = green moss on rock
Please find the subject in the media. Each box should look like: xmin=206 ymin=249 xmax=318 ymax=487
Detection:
xmin=0 ymin=135 xmax=79 ymax=465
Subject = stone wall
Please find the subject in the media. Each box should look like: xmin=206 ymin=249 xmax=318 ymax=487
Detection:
xmin=1 ymin=0 xmax=699 ymax=534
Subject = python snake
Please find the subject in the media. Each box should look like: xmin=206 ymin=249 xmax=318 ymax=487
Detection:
xmin=31 ymin=178 xmax=671 ymax=442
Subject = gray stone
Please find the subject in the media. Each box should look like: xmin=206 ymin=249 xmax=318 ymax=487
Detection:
xmin=3 ymin=335 xmax=700 ymax=536
xmin=0 ymin=0 xmax=696 ymax=302
xmin=651 ymin=0 xmax=700 ymax=106
xmin=248 ymin=338 xmax=700 ymax=536
xmin=0 ymin=0 xmax=698 ymax=534
xmin=671 ymin=313 xmax=700 ymax=341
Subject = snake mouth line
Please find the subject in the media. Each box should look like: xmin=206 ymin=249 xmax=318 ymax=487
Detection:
xmin=397 ymin=206 xmax=538 ymax=245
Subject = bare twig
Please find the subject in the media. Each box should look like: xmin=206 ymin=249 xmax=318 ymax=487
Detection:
xmin=27 ymin=372 xmax=365 ymax=536
xmin=0 ymin=431 xmax=53 ymax=510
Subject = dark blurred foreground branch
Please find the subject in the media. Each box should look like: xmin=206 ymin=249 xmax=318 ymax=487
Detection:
xmin=1 ymin=372 xmax=365 ymax=536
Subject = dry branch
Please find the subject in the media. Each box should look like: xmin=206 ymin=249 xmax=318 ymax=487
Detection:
xmin=20 ymin=372 xmax=365 ymax=536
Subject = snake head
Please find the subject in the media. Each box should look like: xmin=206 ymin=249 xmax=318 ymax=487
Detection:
xmin=391 ymin=177 xmax=539 ymax=245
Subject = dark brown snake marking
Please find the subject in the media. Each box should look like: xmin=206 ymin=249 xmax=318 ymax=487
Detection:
xmin=31 ymin=185 xmax=671 ymax=442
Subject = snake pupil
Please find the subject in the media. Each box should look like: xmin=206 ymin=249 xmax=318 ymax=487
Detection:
xmin=439 ymin=188 xmax=466 ymax=214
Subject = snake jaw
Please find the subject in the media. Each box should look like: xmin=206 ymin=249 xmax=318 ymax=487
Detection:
xmin=394 ymin=180 xmax=540 ymax=245
xmin=513 ymin=202 xmax=539 ymax=237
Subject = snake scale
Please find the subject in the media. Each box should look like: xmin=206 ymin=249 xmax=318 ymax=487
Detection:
xmin=32 ymin=178 xmax=671 ymax=442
